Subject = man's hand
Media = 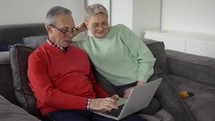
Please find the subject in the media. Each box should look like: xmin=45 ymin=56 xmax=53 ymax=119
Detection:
xmin=110 ymin=94 xmax=120 ymax=100
xmin=89 ymin=97 xmax=118 ymax=111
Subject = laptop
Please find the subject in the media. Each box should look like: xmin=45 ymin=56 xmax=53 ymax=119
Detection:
xmin=93 ymin=78 xmax=162 ymax=120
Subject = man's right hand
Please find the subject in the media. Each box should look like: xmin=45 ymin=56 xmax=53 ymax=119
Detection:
xmin=89 ymin=97 xmax=118 ymax=111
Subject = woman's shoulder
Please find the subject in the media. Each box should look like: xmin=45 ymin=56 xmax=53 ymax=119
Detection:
xmin=71 ymin=38 xmax=91 ymax=47
xmin=110 ymin=24 xmax=131 ymax=34
xmin=112 ymin=24 xmax=129 ymax=29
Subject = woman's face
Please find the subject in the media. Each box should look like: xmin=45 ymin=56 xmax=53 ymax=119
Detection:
xmin=85 ymin=13 xmax=109 ymax=39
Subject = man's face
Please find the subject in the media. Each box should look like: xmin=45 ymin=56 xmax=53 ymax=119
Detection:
xmin=48 ymin=14 xmax=76 ymax=47
xmin=85 ymin=13 xmax=109 ymax=39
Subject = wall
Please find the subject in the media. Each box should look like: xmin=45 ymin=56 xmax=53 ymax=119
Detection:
xmin=145 ymin=0 xmax=215 ymax=58
xmin=111 ymin=0 xmax=161 ymax=38
xmin=0 ymin=0 xmax=85 ymax=26
xmin=0 ymin=0 xmax=85 ymax=39
xmin=133 ymin=0 xmax=161 ymax=37
xmin=2 ymin=0 xmax=214 ymax=38
xmin=111 ymin=0 xmax=133 ymax=29
xmin=162 ymin=0 xmax=215 ymax=35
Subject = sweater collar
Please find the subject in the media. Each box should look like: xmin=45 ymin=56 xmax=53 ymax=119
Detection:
xmin=46 ymin=38 xmax=68 ymax=52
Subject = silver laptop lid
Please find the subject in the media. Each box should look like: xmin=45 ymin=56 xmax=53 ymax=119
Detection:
xmin=118 ymin=78 xmax=162 ymax=119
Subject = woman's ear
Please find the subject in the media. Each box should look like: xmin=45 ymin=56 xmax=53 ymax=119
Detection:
xmin=84 ymin=21 xmax=89 ymax=27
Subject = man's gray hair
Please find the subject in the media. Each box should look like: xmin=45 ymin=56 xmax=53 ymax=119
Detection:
xmin=45 ymin=6 xmax=72 ymax=27
xmin=84 ymin=3 xmax=108 ymax=21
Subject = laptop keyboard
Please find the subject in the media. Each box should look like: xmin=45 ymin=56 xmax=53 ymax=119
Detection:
xmin=103 ymin=104 xmax=125 ymax=117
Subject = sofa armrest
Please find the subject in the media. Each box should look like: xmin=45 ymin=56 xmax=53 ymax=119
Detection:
xmin=166 ymin=50 xmax=215 ymax=87
xmin=0 ymin=51 xmax=18 ymax=104
xmin=0 ymin=95 xmax=40 ymax=121
xmin=0 ymin=51 xmax=10 ymax=64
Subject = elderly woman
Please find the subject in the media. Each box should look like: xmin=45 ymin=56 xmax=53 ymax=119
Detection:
xmin=74 ymin=3 xmax=197 ymax=121
xmin=75 ymin=3 xmax=155 ymax=99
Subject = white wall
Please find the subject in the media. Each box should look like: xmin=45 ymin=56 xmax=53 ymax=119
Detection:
xmin=111 ymin=0 xmax=161 ymax=38
xmin=2 ymin=0 xmax=214 ymax=38
xmin=0 ymin=0 xmax=85 ymax=26
xmin=162 ymin=0 xmax=215 ymax=35
xmin=133 ymin=0 xmax=161 ymax=37
xmin=111 ymin=0 xmax=133 ymax=29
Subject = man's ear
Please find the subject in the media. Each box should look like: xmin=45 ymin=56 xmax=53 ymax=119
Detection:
xmin=47 ymin=25 xmax=54 ymax=34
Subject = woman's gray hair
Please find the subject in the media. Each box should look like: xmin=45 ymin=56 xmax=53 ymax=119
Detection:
xmin=84 ymin=3 xmax=108 ymax=21
xmin=45 ymin=6 xmax=72 ymax=27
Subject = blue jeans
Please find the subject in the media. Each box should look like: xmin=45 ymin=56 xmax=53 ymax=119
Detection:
xmin=43 ymin=110 xmax=147 ymax=121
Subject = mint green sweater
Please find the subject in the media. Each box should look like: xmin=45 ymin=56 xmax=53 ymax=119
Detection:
xmin=73 ymin=24 xmax=155 ymax=86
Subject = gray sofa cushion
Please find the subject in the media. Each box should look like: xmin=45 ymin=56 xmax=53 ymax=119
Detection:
xmin=156 ymin=75 xmax=195 ymax=121
xmin=0 ymin=51 xmax=10 ymax=64
xmin=9 ymin=45 xmax=40 ymax=117
xmin=0 ymin=95 xmax=40 ymax=121
xmin=143 ymin=39 xmax=169 ymax=76
xmin=0 ymin=23 xmax=47 ymax=45
xmin=168 ymin=75 xmax=215 ymax=121
xmin=0 ymin=51 xmax=18 ymax=104
xmin=0 ymin=40 xmax=23 ymax=51
xmin=23 ymin=35 xmax=47 ymax=46
xmin=0 ymin=44 xmax=9 ymax=51
xmin=166 ymin=50 xmax=215 ymax=87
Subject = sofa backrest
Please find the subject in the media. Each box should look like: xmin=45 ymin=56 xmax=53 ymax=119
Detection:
xmin=144 ymin=39 xmax=169 ymax=78
xmin=7 ymin=36 xmax=168 ymax=118
xmin=0 ymin=23 xmax=47 ymax=45
xmin=166 ymin=50 xmax=215 ymax=86
xmin=0 ymin=23 xmax=47 ymax=106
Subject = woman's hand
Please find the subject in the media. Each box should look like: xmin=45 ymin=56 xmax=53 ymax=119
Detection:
xmin=77 ymin=22 xmax=88 ymax=33
xmin=123 ymin=81 xmax=145 ymax=98
xmin=89 ymin=97 xmax=118 ymax=111
xmin=123 ymin=87 xmax=134 ymax=99
xmin=136 ymin=80 xmax=144 ymax=86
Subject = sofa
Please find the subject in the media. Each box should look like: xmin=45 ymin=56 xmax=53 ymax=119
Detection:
xmin=0 ymin=23 xmax=215 ymax=121
xmin=0 ymin=23 xmax=47 ymax=121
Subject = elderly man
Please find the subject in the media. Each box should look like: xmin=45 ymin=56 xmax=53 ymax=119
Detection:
xmin=27 ymin=6 xmax=146 ymax=121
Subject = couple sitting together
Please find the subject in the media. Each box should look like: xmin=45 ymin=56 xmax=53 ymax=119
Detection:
xmin=28 ymin=3 xmax=157 ymax=121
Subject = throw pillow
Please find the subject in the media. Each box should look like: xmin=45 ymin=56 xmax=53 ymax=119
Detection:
xmin=143 ymin=39 xmax=169 ymax=77
xmin=10 ymin=45 xmax=40 ymax=117
xmin=23 ymin=35 xmax=47 ymax=46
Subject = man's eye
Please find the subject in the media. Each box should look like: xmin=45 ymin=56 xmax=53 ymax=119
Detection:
xmin=92 ymin=24 xmax=98 ymax=28
xmin=61 ymin=29 xmax=68 ymax=32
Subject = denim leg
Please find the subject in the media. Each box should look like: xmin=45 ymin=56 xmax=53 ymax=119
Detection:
xmin=43 ymin=110 xmax=91 ymax=121
xmin=121 ymin=114 xmax=147 ymax=121
xmin=91 ymin=113 xmax=147 ymax=121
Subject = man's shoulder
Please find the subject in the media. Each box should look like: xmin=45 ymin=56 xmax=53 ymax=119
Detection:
xmin=29 ymin=44 xmax=48 ymax=59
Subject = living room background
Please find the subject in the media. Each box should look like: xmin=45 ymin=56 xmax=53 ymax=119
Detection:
xmin=1 ymin=0 xmax=214 ymax=36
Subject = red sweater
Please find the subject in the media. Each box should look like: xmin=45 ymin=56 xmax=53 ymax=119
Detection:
xmin=27 ymin=42 xmax=109 ymax=116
